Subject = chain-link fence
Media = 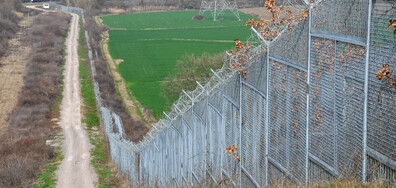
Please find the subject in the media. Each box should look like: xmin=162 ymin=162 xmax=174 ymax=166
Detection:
xmin=54 ymin=0 xmax=396 ymax=186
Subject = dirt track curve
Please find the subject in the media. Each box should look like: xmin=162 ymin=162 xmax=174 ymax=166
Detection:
xmin=55 ymin=13 xmax=98 ymax=188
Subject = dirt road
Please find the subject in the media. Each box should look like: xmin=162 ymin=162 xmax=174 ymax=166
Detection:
xmin=56 ymin=13 xmax=98 ymax=188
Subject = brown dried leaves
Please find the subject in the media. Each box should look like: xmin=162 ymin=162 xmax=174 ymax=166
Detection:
xmin=225 ymin=144 xmax=240 ymax=162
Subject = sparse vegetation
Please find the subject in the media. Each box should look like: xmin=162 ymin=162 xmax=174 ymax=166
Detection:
xmin=162 ymin=52 xmax=223 ymax=104
xmin=33 ymin=148 xmax=64 ymax=188
xmin=0 ymin=0 xmax=28 ymax=58
xmin=84 ymin=10 xmax=148 ymax=142
xmin=0 ymin=12 xmax=70 ymax=187
xmin=79 ymin=19 xmax=101 ymax=129
xmin=78 ymin=16 xmax=121 ymax=187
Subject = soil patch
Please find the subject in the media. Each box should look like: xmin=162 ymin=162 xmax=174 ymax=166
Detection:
xmin=114 ymin=59 xmax=124 ymax=65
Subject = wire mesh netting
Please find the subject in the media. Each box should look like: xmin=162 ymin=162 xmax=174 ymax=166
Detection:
xmin=182 ymin=118 xmax=193 ymax=186
xmin=208 ymin=89 xmax=224 ymax=114
xmin=366 ymin=0 xmax=396 ymax=180
xmin=309 ymin=37 xmax=337 ymax=176
xmin=54 ymin=0 xmax=396 ymax=187
xmin=269 ymin=60 xmax=307 ymax=183
xmin=270 ymin=18 xmax=309 ymax=69
xmin=192 ymin=109 xmax=206 ymax=184
xmin=334 ymin=41 xmax=365 ymax=179
xmin=308 ymin=159 xmax=335 ymax=183
xmin=241 ymin=84 xmax=267 ymax=186
xmin=309 ymin=35 xmax=366 ymax=179
xmin=312 ymin=0 xmax=368 ymax=39
xmin=222 ymin=94 xmax=241 ymax=184
xmin=223 ymin=75 xmax=241 ymax=108
xmin=245 ymin=53 xmax=268 ymax=93
xmin=207 ymin=102 xmax=223 ymax=182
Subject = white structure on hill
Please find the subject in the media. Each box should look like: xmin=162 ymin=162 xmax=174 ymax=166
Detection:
xmin=199 ymin=0 xmax=241 ymax=21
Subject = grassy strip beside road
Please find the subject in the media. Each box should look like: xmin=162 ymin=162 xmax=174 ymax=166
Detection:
xmin=34 ymin=149 xmax=63 ymax=188
xmin=78 ymin=17 xmax=121 ymax=188
xmin=79 ymin=19 xmax=101 ymax=129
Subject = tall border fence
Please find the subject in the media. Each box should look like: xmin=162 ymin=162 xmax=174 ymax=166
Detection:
xmin=52 ymin=0 xmax=396 ymax=186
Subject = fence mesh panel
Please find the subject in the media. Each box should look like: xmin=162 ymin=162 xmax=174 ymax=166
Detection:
xmin=246 ymin=55 xmax=267 ymax=93
xmin=209 ymin=89 xmax=224 ymax=114
xmin=223 ymin=75 xmax=241 ymax=107
xmin=312 ymin=0 xmax=368 ymax=39
xmin=175 ymin=120 xmax=183 ymax=185
xmin=310 ymin=34 xmax=366 ymax=179
xmin=241 ymin=84 xmax=267 ymax=186
xmin=309 ymin=37 xmax=337 ymax=175
xmin=334 ymin=41 xmax=365 ymax=179
xmin=182 ymin=117 xmax=192 ymax=186
xmin=270 ymin=18 xmax=309 ymax=68
xmin=193 ymin=100 xmax=207 ymax=121
xmin=192 ymin=111 xmax=206 ymax=184
xmin=222 ymin=95 xmax=241 ymax=184
xmin=269 ymin=61 xmax=288 ymax=179
xmin=367 ymin=0 xmax=396 ymax=180
xmin=308 ymin=160 xmax=335 ymax=183
xmin=207 ymin=103 xmax=223 ymax=181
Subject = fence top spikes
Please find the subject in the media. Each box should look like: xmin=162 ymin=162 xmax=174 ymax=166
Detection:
xmin=182 ymin=90 xmax=194 ymax=102
xmin=196 ymin=81 xmax=205 ymax=90
xmin=163 ymin=112 xmax=171 ymax=120
xmin=211 ymin=68 xmax=224 ymax=81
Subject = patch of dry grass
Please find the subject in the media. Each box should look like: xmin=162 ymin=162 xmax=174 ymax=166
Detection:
xmin=0 ymin=12 xmax=70 ymax=188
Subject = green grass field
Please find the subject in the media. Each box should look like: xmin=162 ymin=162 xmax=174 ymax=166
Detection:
xmin=102 ymin=10 xmax=253 ymax=118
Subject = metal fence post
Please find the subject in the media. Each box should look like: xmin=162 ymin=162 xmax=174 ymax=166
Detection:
xmin=265 ymin=48 xmax=270 ymax=186
xmin=333 ymin=40 xmax=338 ymax=171
xmin=362 ymin=0 xmax=373 ymax=183
xmin=239 ymin=74 xmax=243 ymax=188
xmin=205 ymin=87 xmax=209 ymax=186
xmin=305 ymin=4 xmax=313 ymax=185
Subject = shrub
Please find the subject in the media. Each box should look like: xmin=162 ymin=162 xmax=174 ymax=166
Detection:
xmin=162 ymin=53 xmax=223 ymax=104
xmin=0 ymin=0 xmax=27 ymax=58
xmin=83 ymin=10 xmax=148 ymax=142
xmin=0 ymin=11 xmax=70 ymax=187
